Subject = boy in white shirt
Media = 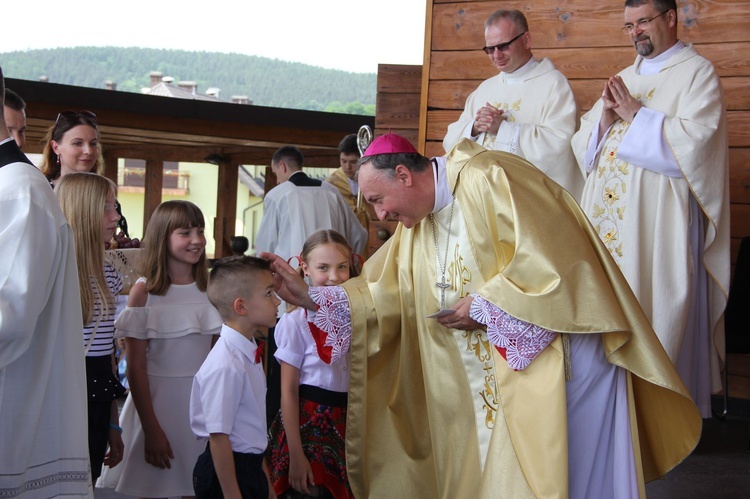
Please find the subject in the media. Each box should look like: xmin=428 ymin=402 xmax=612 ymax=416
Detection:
xmin=190 ymin=256 xmax=280 ymax=498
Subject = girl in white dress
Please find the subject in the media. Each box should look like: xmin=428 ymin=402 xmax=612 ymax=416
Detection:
xmin=101 ymin=200 xmax=222 ymax=498
xmin=56 ymin=172 xmax=126 ymax=484
xmin=266 ymin=230 xmax=360 ymax=499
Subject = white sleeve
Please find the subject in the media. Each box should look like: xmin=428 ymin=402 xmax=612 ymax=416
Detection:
xmin=0 ymin=170 xmax=61 ymax=368
xmin=617 ymin=108 xmax=683 ymax=178
xmin=254 ymin=193 xmax=279 ymax=254
xmin=196 ymin=363 xmax=243 ymax=435
xmin=443 ymin=91 xmax=481 ymax=153
xmin=582 ymin=124 xmax=606 ymax=174
xmin=273 ymin=311 xmax=307 ymax=369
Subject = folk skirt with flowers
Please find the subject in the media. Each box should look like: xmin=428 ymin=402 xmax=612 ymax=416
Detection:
xmin=267 ymin=385 xmax=353 ymax=498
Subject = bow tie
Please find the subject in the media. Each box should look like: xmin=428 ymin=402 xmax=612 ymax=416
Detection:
xmin=254 ymin=340 xmax=265 ymax=364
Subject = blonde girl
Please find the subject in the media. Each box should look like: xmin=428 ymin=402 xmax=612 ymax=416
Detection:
xmin=266 ymin=229 xmax=359 ymax=499
xmin=104 ymin=200 xmax=222 ymax=498
xmin=55 ymin=172 xmax=126 ymax=484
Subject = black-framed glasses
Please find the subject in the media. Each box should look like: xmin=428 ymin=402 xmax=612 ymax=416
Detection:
xmin=482 ymin=32 xmax=527 ymax=55
xmin=621 ymin=11 xmax=669 ymax=34
xmin=54 ymin=110 xmax=97 ymax=128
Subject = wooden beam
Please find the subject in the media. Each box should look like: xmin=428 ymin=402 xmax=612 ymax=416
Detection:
xmin=264 ymin=166 xmax=277 ymax=196
xmin=143 ymin=159 xmax=163 ymax=229
xmin=214 ymin=162 xmax=239 ymax=258
xmin=102 ymin=151 xmax=118 ymax=184
xmin=418 ymin=0 xmax=435 ymax=153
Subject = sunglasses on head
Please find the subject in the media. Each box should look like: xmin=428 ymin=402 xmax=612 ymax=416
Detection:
xmin=54 ymin=110 xmax=97 ymax=128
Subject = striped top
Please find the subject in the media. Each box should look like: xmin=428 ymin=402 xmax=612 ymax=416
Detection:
xmin=83 ymin=262 xmax=123 ymax=357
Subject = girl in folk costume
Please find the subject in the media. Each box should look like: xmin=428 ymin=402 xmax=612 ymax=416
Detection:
xmin=100 ymin=200 xmax=222 ymax=498
xmin=267 ymin=230 xmax=360 ymax=499
xmin=55 ymin=172 xmax=127 ymax=484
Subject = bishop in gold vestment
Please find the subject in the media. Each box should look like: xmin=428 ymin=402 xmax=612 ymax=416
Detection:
xmin=265 ymin=136 xmax=701 ymax=499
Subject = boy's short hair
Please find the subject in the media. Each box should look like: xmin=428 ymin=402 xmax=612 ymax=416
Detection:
xmin=338 ymin=134 xmax=359 ymax=157
xmin=207 ymin=255 xmax=272 ymax=319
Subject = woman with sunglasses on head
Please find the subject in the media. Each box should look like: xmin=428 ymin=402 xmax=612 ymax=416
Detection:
xmin=41 ymin=110 xmax=131 ymax=238
xmin=40 ymin=110 xmax=102 ymax=186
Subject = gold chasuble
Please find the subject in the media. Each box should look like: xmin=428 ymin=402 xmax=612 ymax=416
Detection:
xmin=341 ymin=139 xmax=700 ymax=498
xmin=326 ymin=167 xmax=370 ymax=231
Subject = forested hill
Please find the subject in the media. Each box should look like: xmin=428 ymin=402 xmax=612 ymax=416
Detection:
xmin=0 ymin=47 xmax=376 ymax=114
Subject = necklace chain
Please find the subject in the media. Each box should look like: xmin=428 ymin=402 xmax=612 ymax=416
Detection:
xmin=430 ymin=197 xmax=456 ymax=310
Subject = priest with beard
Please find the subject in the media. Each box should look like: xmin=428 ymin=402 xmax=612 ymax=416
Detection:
xmin=572 ymin=0 xmax=729 ymax=419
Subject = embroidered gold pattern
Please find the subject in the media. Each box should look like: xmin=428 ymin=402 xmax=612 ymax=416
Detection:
xmin=448 ymin=244 xmax=472 ymax=298
xmin=489 ymin=99 xmax=521 ymax=122
xmin=589 ymin=88 xmax=655 ymax=263
xmin=447 ymin=242 xmax=497 ymax=428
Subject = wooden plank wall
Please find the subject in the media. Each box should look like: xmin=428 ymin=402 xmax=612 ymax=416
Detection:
xmin=369 ymin=64 xmax=424 ymax=254
xmin=417 ymin=0 xmax=750 ymax=266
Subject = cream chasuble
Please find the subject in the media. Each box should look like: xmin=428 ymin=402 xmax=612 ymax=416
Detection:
xmin=443 ymin=58 xmax=584 ymax=200
xmin=572 ymin=44 xmax=730 ymax=405
xmin=341 ymin=140 xmax=700 ymax=498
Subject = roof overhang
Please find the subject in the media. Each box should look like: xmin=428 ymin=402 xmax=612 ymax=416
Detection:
xmin=7 ymin=77 xmax=374 ymax=167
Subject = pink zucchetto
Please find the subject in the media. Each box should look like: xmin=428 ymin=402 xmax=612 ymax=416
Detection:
xmin=363 ymin=133 xmax=419 ymax=156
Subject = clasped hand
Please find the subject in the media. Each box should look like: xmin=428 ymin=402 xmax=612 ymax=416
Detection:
xmin=472 ymin=102 xmax=505 ymax=136
xmin=601 ymin=76 xmax=642 ymax=128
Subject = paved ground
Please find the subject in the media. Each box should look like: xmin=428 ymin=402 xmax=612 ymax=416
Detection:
xmin=94 ymin=398 xmax=749 ymax=498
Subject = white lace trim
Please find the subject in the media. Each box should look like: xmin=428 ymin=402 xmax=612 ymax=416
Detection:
xmin=309 ymin=286 xmax=352 ymax=363
xmin=469 ymin=293 xmax=557 ymax=370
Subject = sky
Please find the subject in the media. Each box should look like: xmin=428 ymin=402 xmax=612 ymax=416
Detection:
xmin=2 ymin=0 xmax=428 ymax=74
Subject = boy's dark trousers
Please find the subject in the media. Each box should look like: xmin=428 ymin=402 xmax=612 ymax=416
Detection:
xmin=193 ymin=443 xmax=268 ymax=498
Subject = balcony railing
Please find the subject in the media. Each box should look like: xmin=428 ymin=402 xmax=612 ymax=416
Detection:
xmin=118 ymin=167 xmax=190 ymax=192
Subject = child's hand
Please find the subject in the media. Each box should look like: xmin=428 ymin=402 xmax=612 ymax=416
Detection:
xmin=144 ymin=427 xmax=174 ymax=469
xmin=103 ymin=429 xmax=124 ymax=468
xmin=288 ymin=453 xmax=315 ymax=495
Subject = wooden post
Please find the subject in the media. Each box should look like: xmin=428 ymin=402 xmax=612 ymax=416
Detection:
xmin=264 ymin=165 xmax=276 ymax=195
xmin=103 ymin=151 xmax=118 ymax=184
xmin=143 ymin=159 xmax=163 ymax=229
xmin=214 ymin=160 xmax=239 ymax=258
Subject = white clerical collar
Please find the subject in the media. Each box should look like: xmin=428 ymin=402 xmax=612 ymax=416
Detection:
xmin=638 ymin=41 xmax=685 ymax=75
xmin=502 ymin=57 xmax=538 ymax=83
xmin=0 ymin=137 xmax=13 ymax=146
xmin=431 ymin=156 xmax=453 ymax=213
xmin=347 ymin=177 xmax=358 ymax=195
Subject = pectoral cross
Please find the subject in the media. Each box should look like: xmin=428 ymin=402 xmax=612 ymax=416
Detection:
xmin=436 ymin=275 xmax=450 ymax=311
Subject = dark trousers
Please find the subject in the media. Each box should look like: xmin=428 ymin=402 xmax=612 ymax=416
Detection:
xmin=193 ymin=443 xmax=268 ymax=498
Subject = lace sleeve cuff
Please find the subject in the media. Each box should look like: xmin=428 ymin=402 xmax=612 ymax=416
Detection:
xmin=469 ymin=293 xmax=557 ymax=370
xmin=308 ymin=286 xmax=352 ymax=363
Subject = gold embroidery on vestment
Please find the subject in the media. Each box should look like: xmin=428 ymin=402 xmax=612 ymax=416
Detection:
xmin=462 ymin=331 xmax=497 ymax=428
xmin=447 ymin=244 xmax=472 ymax=298
xmin=590 ymin=88 xmax=654 ymax=264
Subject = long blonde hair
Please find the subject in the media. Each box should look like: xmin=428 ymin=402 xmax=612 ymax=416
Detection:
xmin=137 ymin=200 xmax=208 ymax=295
xmin=56 ymin=172 xmax=117 ymax=325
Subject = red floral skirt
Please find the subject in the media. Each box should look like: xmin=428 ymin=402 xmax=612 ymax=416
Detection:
xmin=266 ymin=385 xmax=353 ymax=498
